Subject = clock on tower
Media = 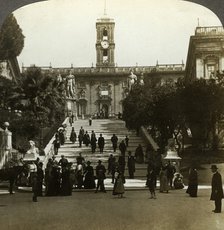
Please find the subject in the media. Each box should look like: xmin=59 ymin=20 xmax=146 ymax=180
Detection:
xmin=96 ymin=16 xmax=115 ymax=67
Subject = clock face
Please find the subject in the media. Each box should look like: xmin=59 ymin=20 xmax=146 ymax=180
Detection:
xmin=101 ymin=40 xmax=109 ymax=49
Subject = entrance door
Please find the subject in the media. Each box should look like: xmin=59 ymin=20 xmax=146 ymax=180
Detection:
xmin=101 ymin=104 xmax=109 ymax=119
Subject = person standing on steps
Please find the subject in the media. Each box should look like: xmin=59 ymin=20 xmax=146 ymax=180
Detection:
xmin=71 ymin=113 xmax=74 ymax=123
xmin=79 ymin=126 xmax=85 ymax=144
xmin=119 ymin=140 xmax=126 ymax=157
xmin=70 ymin=127 xmax=77 ymax=144
xmin=210 ymin=165 xmax=224 ymax=213
xmin=95 ymin=160 xmax=106 ymax=193
xmin=83 ymin=131 xmax=90 ymax=146
xmin=118 ymin=155 xmax=126 ymax=175
xmin=78 ymin=133 xmax=83 ymax=147
xmin=98 ymin=133 xmax=105 ymax=154
xmin=90 ymin=130 xmax=97 ymax=153
xmin=125 ymin=135 xmax=129 ymax=147
xmin=89 ymin=116 xmax=92 ymax=126
xmin=58 ymin=127 xmax=65 ymax=146
xmin=135 ymin=144 xmax=144 ymax=164
xmin=53 ymin=135 xmax=60 ymax=155
xmin=127 ymin=151 xmax=135 ymax=179
xmin=111 ymin=134 xmax=118 ymax=152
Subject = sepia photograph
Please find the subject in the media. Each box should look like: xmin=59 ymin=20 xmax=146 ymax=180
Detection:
xmin=0 ymin=0 xmax=224 ymax=229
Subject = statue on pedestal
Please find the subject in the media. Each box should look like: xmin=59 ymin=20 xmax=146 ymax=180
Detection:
xmin=66 ymin=71 xmax=76 ymax=99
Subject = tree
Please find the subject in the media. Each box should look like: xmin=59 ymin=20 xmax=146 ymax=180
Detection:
xmin=2 ymin=67 xmax=66 ymax=149
xmin=123 ymin=84 xmax=152 ymax=134
xmin=0 ymin=14 xmax=24 ymax=60
xmin=17 ymin=67 xmax=66 ymax=125
xmin=179 ymin=77 xmax=224 ymax=149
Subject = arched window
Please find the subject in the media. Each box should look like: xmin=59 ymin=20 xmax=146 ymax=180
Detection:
xmin=103 ymin=27 xmax=108 ymax=36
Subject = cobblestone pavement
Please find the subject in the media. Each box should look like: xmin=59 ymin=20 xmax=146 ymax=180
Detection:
xmin=0 ymin=188 xmax=224 ymax=230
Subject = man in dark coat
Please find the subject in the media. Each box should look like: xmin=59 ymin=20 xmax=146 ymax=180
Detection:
xmin=125 ymin=135 xmax=129 ymax=147
xmin=78 ymin=126 xmax=85 ymax=146
xmin=108 ymin=154 xmax=116 ymax=183
xmin=58 ymin=128 xmax=65 ymax=145
xmin=135 ymin=144 xmax=144 ymax=163
xmin=186 ymin=167 xmax=198 ymax=197
xmin=111 ymin=134 xmax=118 ymax=152
xmin=37 ymin=162 xmax=44 ymax=196
xmin=98 ymin=134 xmax=105 ymax=153
xmin=118 ymin=155 xmax=126 ymax=175
xmin=119 ymin=140 xmax=126 ymax=157
xmin=127 ymin=151 xmax=135 ymax=179
xmin=210 ymin=165 xmax=224 ymax=213
xmin=90 ymin=131 xmax=97 ymax=153
xmin=83 ymin=131 xmax=90 ymax=146
xmin=95 ymin=160 xmax=106 ymax=193
xmin=53 ymin=135 xmax=60 ymax=155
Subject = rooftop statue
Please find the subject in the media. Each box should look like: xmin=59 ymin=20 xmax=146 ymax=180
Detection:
xmin=128 ymin=71 xmax=137 ymax=90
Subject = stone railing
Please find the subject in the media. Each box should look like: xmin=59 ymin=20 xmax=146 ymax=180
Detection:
xmin=195 ymin=26 xmax=224 ymax=36
xmin=140 ymin=126 xmax=159 ymax=151
xmin=22 ymin=64 xmax=185 ymax=75
xmin=42 ymin=117 xmax=69 ymax=169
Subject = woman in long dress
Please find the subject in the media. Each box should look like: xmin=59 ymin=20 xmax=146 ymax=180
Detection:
xmin=113 ymin=171 xmax=125 ymax=198
xmin=83 ymin=161 xmax=96 ymax=189
xmin=70 ymin=127 xmax=77 ymax=144
xmin=159 ymin=166 xmax=169 ymax=193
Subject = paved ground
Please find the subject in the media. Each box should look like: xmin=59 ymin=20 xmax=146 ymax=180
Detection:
xmin=0 ymin=187 xmax=224 ymax=230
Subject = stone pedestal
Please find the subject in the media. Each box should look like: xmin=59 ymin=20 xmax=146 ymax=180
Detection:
xmin=66 ymin=97 xmax=77 ymax=119
xmin=163 ymin=149 xmax=182 ymax=172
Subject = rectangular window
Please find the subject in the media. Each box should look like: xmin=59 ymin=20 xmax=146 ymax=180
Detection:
xmin=103 ymin=50 xmax=108 ymax=56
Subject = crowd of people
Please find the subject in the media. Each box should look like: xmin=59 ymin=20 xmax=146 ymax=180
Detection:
xmin=19 ymin=118 xmax=224 ymax=213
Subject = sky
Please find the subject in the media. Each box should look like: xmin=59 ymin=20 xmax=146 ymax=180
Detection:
xmin=13 ymin=0 xmax=222 ymax=68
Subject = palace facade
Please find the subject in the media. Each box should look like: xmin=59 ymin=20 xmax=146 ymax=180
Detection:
xmin=21 ymin=15 xmax=224 ymax=119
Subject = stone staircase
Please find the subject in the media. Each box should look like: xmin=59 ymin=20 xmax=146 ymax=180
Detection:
xmin=55 ymin=119 xmax=148 ymax=179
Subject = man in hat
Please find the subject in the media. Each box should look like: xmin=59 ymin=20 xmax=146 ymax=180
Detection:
xmin=210 ymin=165 xmax=224 ymax=213
xmin=98 ymin=134 xmax=105 ymax=154
xmin=95 ymin=160 xmax=106 ymax=193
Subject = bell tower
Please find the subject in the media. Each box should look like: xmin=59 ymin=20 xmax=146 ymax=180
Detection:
xmin=96 ymin=6 xmax=115 ymax=67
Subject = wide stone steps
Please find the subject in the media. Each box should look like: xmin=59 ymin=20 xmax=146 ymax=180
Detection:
xmin=55 ymin=119 xmax=148 ymax=178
